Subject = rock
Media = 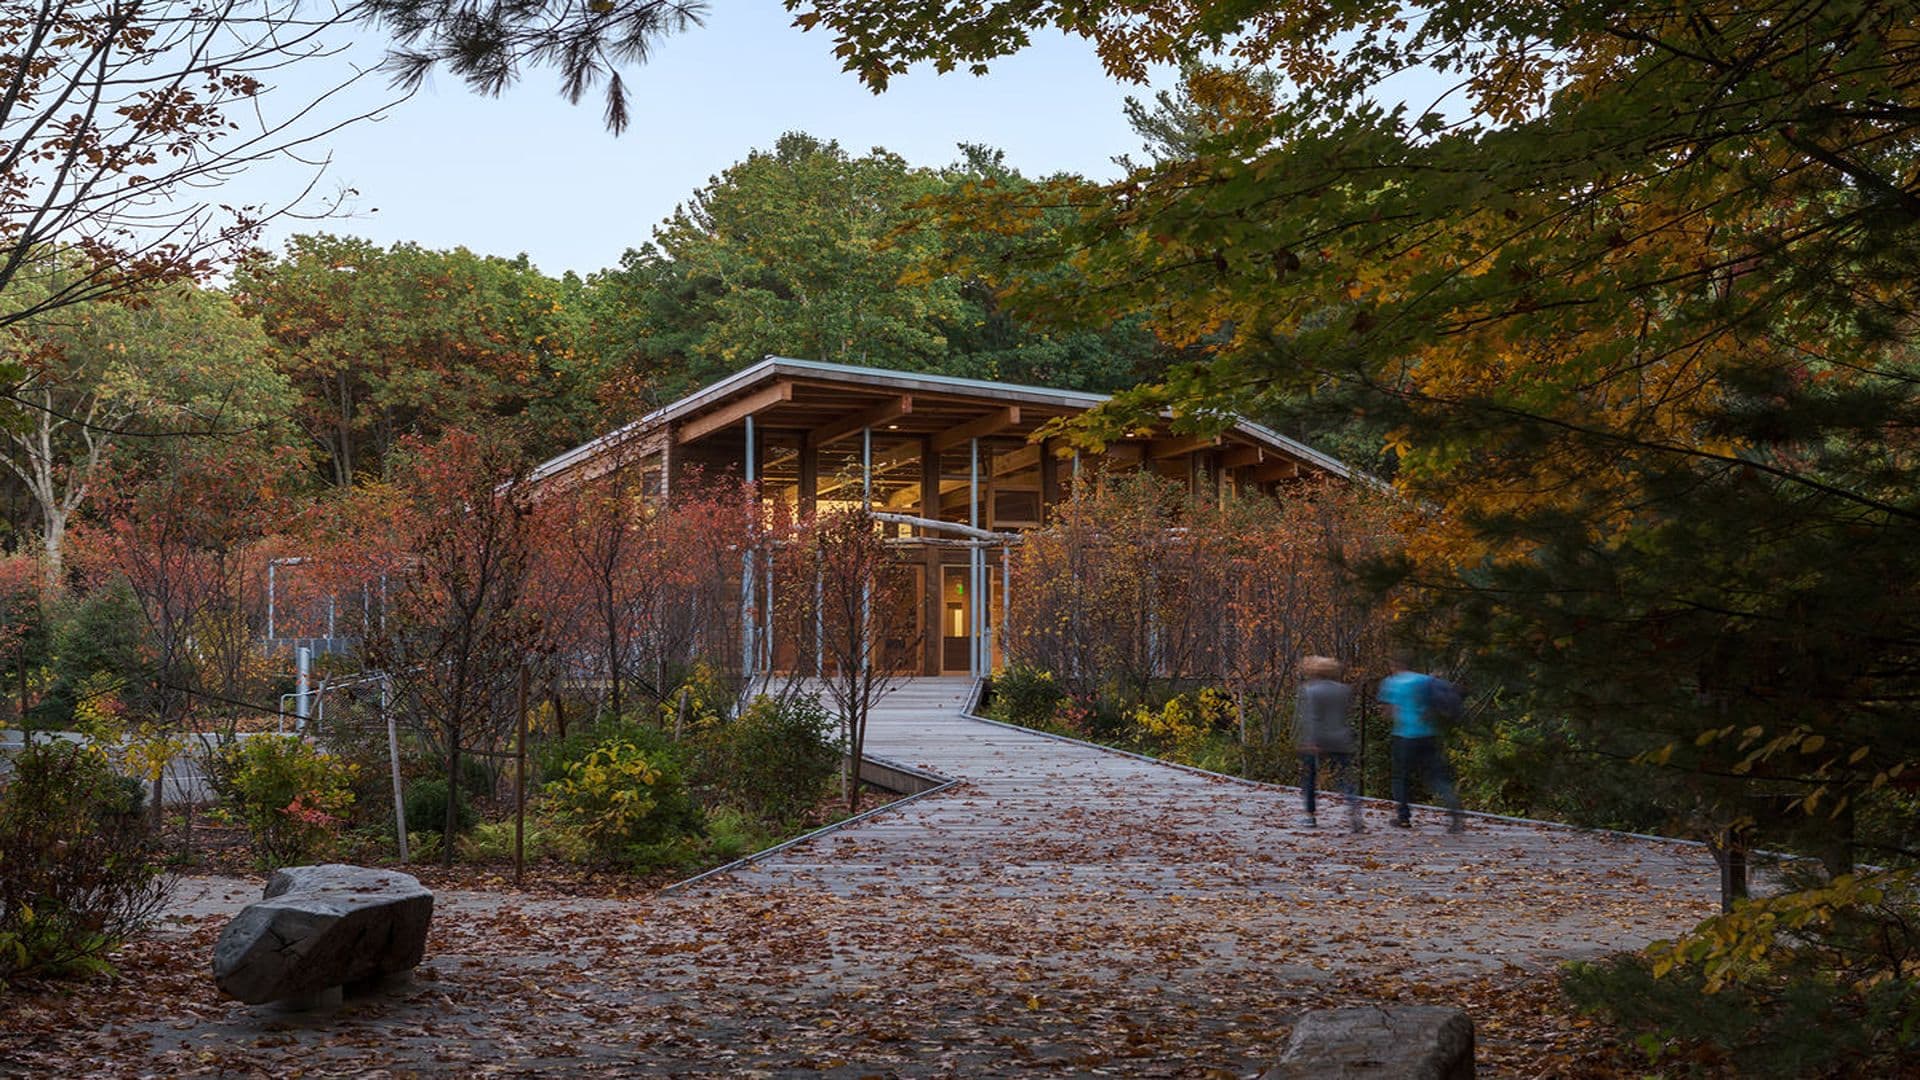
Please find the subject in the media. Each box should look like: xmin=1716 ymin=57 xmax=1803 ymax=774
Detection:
xmin=1264 ymin=1005 xmax=1474 ymax=1079
xmin=212 ymin=864 xmax=434 ymax=1005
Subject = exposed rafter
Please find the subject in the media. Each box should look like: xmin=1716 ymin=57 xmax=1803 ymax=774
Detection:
xmin=1149 ymin=434 xmax=1221 ymax=459
xmin=1245 ymin=461 xmax=1301 ymax=483
xmin=675 ymin=380 xmax=794 ymax=444
xmin=811 ymin=394 xmax=912 ymax=447
xmin=1220 ymin=445 xmax=1265 ymax=469
xmin=930 ymin=407 xmax=1020 ymax=453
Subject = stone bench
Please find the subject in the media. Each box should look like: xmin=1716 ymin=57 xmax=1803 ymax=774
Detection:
xmin=213 ymin=864 xmax=434 ymax=1005
xmin=1264 ymin=1005 xmax=1474 ymax=1079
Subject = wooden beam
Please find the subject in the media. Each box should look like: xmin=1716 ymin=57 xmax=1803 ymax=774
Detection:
xmin=1220 ymin=445 xmax=1264 ymax=469
xmin=930 ymin=407 xmax=1020 ymax=454
xmin=811 ymin=395 xmax=912 ymax=448
xmin=1245 ymin=461 xmax=1301 ymax=483
xmin=1039 ymin=438 xmax=1062 ymax=508
xmin=798 ymin=436 xmax=818 ymax=516
xmin=1149 ymin=434 xmax=1221 ymax=459
xmin=989 ymin=444 xmax=1040 ymax=479
xmin=676 ymin=380 xmax=794 ymax=445
xmin=921 ymin=438 xmax=942 ymax=676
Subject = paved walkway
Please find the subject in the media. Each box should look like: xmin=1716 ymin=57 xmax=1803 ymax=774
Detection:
xmin=7 ymin=678 xmax=1723 ymax=1078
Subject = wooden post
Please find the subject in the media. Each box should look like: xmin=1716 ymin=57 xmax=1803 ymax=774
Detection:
xmin=799 ymin=435 xmax=818 ymax=517
xmin=385 ymin=677 xmax=408 ymax=864
xmin=1039 ymin=437 xmax=1061 ymax=513
xmin=920 ymin=437 xmax=942 ymax=676
xmin=515 ymin=664 xmax=528 ymax=887
xmin=1711 ymin=827 xmax=1750 ymax=913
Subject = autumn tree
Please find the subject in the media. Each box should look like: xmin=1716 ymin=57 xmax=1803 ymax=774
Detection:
xmin=235 ymin=234 xmax=597 ymax=486
xmin=1006 ymin=471 xmax=1221 ymax=702
xmin=0 ymin=276 xmax=295 ymax=590
xmin=364 ymin=429 xmax=541 ymax=860
xmin=0 ymin=0 xmax=390 ymax=329
xmin=74 ymin=438 xmax=302 ymax=831
xmin=530 ymin=446 xmax=741 ymax=726
xmin=81 ymin=445 xmax=296 ymax=711
xmin=777 ymin=507 xmax=912 ymax=811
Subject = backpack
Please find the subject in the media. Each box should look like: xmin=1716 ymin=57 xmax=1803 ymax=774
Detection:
xmin=1423 ymin=676 xmax=1464 ymax=725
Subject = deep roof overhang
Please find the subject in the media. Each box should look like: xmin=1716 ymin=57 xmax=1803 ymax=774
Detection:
xmin=530 ymin=355 xmax=1358 ymax=486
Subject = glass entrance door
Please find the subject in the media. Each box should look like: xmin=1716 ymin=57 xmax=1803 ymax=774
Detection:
xmin=941 ymin=565 xmax=971 ymax=674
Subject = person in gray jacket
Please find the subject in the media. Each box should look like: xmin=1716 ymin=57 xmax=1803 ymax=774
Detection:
xmin=1294 ymin=655 xmax=1363 ymax=831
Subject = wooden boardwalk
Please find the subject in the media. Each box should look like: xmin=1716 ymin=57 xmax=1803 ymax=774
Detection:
xmin=691 ymin=677 xmax=1721 ymax=976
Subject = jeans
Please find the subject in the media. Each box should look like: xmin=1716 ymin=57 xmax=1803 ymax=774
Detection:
xmin=1300 ymin=751 xmax=1361 ymax=823
xmin=1390 ymin=735 xmax=1463 ymax=825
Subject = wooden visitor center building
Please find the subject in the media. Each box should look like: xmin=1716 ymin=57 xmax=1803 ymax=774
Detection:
xmin=532 ymin=357 xmax=1354 ymax=680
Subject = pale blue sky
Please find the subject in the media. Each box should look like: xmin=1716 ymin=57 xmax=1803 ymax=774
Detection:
xmin=240 ymin=1 xmax=1164 ymax=280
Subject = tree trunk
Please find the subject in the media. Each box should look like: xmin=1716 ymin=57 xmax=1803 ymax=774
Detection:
xmin=443 ymin=733 xmax=460 ymax=867
xmin=604 ymin=601 xmax=622 ymax=723
xmin=334 ymin=370 xmax=355 ymax=486
xmin=1708 ymin=826 xmax=1751 ymax=913
xmin=549 ymin=683 xmax=569 ymax=740
xmin=41 ymin=506 xmax=65 ymax=593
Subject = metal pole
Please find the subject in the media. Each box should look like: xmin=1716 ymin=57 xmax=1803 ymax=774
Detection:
xmin=742 ymin=415 xmax=757 ymax=681
xmin=266 ymin=561 xmax=275 ymax=641
xmin=515 ymin=664 xmax=528 ymax=887
xmin=1000 ymin=543 xmax=1012 ymax=673
xmin=385 ymin=677 xmax=408 ymax=863
xmin=969 ymin=438 xmax=981 ymax=678
xmin=294 ymin=646 xmax=312 ymax=727
xmin=860 ymin=425 xmax=874 ymax=683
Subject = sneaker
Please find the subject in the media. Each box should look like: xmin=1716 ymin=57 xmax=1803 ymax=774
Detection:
xmin=1304 ymin=814 xmax=1318 ymax=828
xmin=1391 ymin=818 xmax=1412 ymax=829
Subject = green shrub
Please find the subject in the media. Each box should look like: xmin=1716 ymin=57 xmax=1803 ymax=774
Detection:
xmin=699 ymin=693 xmax=840 ymax=823
xmin=459 ymin=754 xmax=496 ymax=801
xmin=1564 ymin=953 xmax=1919 ymax=1077
xmin=0 ymin=741 xmax=170 ymax=983
xmin=455 ymin=818 xmax=587 ymax=862
xmin=538 ymin=717 xmax=681 ymax=784
xmin=32 ymin=580 xmax=149 ymax=731
xmin=1565 ymin=870 xmax=1920 ymax=1077
xmin=406 ymin=830 xmax=443 ymax=863
xmin=220 ymin=735 xmax=358 ymax=867
xmin=404 ymin=776 xmax=478 ymax=837
xmin=701 ymin=806 xmax=772 ymax=864
xmin=987 ymin=666 xmax=1067 ymax=729
xmin=544 ymin=735 xmax=700 ymax=865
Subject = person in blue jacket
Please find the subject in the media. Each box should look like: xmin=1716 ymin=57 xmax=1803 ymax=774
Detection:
xmin=1377 ymin=656 xmax=1466 ymax=832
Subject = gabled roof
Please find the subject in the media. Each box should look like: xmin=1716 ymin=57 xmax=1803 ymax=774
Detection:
xmin=531 ymin=355 xmax=1356 ymax=486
